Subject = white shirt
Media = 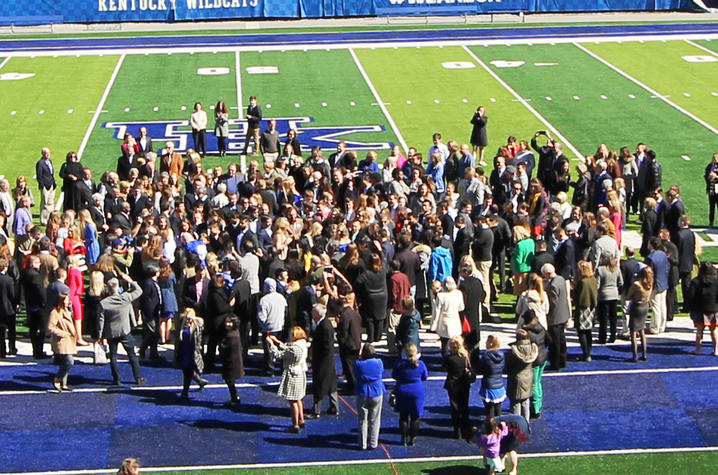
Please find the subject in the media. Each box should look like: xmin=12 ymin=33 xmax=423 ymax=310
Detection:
xmin=190 ymin=110 xmax=208 ymax=130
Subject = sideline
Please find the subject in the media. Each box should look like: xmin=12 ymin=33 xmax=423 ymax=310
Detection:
xmin=6 ymin=446 xmax=718 ymax=475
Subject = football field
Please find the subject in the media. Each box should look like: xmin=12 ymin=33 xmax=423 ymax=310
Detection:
xmin=2 ymin=23 xmax=718 ymax=474
xmin=2 ymin=29 xmax=718 ymax=227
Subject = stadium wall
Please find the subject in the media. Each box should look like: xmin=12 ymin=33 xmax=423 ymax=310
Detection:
xmin=0 ymin=0 xmax=702 ymax=26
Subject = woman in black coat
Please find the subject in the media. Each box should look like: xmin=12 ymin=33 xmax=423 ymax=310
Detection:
xmin=355 ymin=253 xmax=388 ymax=343
xmin=206 ymin=274 xmax=236 ymax=373
xmin=220 ymin=315 xmax=244 ymax=408
xmin=59 ymin=151 xmax=84 ymax=212
xmin=470 ymin=106 xmax=488 ymax=165
xmin=444 ymin=335 xmax=473 ymax=440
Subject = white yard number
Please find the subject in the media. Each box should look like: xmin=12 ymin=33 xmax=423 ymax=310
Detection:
xmin=197 ymin=67 xmax=230 ymax=76
xmin=0 ymin=73 xmax=36 ymax=80
xmin=489 ymin=60 xmax=525 ymax=68
xmin=441 ymin=62 xmax=476 ymax=69
xmin=682 ymin=55 xmax=718 ymax=63
xmin=246 ymin=66 xmax=279 ymax=74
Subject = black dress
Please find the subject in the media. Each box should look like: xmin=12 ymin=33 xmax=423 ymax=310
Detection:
xmin=59 ymin=161 xmax=84 ymax=211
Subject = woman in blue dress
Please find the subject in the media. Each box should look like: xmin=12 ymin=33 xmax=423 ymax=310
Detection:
xmin=79 ymin=209 xmax=100 ymax=267
xmin=392 ymin=343 xmax=428 ymax=446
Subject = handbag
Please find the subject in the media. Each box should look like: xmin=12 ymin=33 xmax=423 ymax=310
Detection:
xmin=464 ymin=356 xmax=476 ymax=384
xmin=93 ymin=342 xmax=108 ymax=365
xmin=461 ymin=316 xmax=472 ymax=334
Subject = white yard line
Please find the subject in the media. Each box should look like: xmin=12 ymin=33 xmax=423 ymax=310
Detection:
xmin=684 ymin=38 xmax=718 ymax=58
xmin=0 ymin=56 xmax=11 ymax=70
xmin=349 ymin=47 xmax=409 ymax=153
xmin=461 ymin=45 xmax=583 ymax=159
xmin=235 ymin=48 xmax=243 ymax=118
xmin=573 ymin=42 xmax=718 ymax=135
xmin=76 ymin=54 xmax=125 ymax=158
xmin=8 ymin=445 xmax=718 ymax=475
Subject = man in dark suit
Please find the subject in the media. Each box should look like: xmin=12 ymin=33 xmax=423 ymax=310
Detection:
xmin=553 ymin=227 xmax=576 ymax=281
xmin=138 ymin=266 xmax=162 ymax=361
xmin=21 ymin=256 xmax=47 ymax=358
xmin=75 ymin=168 xmax=97 ymax=210
xmin=0 ymin=256 xmax=17 ymax=358
xmin=99 ymin=275 xmax=146 ymax=385
xmin=110 ymin=202 xmax=133 ymax=237
xmin=311 ymin=304 xmax=339 ymax=417
xmin=664 ymin=188 xmax=685 ymax=245
xmin=235 ymin=215 xmax=259 ymax=252
xmin=242 ymin=96 xmax=262 ymax=156
xmin=542 ymin=263 xmax=570 ymax=371
xmin=117 ymin=147 xmax=140 ymax=182
xmin=676 ymin=215 xmax=696 ymax=312
xmin=35 ymin=147 xmax=56 ymax=225
xmin=640 ymin=197 xmax=658 ymax=257
xmin=136 ymin=126 xmax=153 ymax=157
xmin=452 ymin=214 xmax=473 ymax=278
xmin=459 ymin=263 xmax=484 ymax=349
xmin=336 ymin=292 xmax=362 ymax=393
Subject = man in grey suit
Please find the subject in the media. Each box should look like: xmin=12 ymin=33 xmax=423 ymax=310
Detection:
xmin=98 ymin=274 xmax=146 ymax=386
xmin=542 ymin=263 xmax=571 ymax=371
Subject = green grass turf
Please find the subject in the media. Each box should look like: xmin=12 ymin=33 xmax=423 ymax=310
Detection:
xmin=466 ymin=42 xmax=715 ymax=227
xmin=354 ymin=45 xmax=546 ymax=159
xmin=239 ymin=49 xmax=398 ymax=158
xmin=106 ymin=450 xmax=718 ymax=474
xmin=0 ymin=55 xmax=119 ymax=181
xmin=81 ymin=52 xmax=239 ymax=174
xmin=4 ymin=19 xmax=718 ymax=40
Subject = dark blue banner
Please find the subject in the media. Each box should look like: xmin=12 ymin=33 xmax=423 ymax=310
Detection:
xmin=0 ymin=0 xmax=696 ymax=26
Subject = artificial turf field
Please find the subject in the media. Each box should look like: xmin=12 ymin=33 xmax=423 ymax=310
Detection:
xmin=2 ymin=21 xmax=718 ymax=474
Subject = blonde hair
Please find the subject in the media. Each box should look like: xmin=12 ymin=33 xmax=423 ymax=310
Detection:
xmin=448 ymin=335 xmax=468 ymax=358
xmin=404 ymin=343 xmax=420 ymax=367
xmin=89 ymin=271 xmax=105 ymax=297
xmin=513 ymin=225 xmax=531 ymax=243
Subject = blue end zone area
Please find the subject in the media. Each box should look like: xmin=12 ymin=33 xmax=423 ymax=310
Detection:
xmin=2 ymin=23 xmax=718 ymax=54
xmin=1 ymin=337 xmax=717 ymax=473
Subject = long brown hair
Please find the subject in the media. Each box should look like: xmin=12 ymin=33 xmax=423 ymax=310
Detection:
xmin=638 ymin=266 xmax=654 ymax=292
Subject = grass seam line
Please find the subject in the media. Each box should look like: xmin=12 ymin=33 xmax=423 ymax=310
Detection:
xmin=77 ymin=53 xmax=125 ymax=159
xmin=572 ymin=41 xmax=718 ymax=136
xmin=460 ymin=44 xmax=584 ymax=159
xmin=348 ymin=48 xmax=409 ymax=153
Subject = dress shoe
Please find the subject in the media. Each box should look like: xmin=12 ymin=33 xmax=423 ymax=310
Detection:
xmin=198 ymin=378 xmax=209 ymax=391
xmin=307 ymin=412 xmax=321 ymax=419
xmin=52 ymin=379 xmax=62 ymax=391
xmin=61 ymin=385 xmax=72 ymax=392
xmin=327 ymin=408 xmax=339 ymax=416
xmin=135 ymin=377 xmax=147 ymax=386
xmin=288 ymin=426 xmax=300 ymax=434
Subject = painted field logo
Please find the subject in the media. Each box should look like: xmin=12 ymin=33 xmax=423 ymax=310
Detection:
xmin=103 ymin=117 xmax=392 ymax=154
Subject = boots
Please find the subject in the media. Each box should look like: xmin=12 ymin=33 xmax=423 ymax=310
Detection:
xmin=400 ymin=419 xmax=409 ymax=446
xmin=408 ymin=418 xmax=420 ymax=446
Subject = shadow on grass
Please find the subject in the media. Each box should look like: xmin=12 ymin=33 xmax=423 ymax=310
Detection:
xmin=421 ymin=464 xmax=487 ymax=475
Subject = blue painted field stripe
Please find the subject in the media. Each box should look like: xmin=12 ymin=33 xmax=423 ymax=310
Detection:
xmin=2 ymin=22 xmax=718 ymax=53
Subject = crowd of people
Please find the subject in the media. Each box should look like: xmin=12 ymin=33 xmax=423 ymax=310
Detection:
xmin=0 ymin=98 xmax=716 ymax=473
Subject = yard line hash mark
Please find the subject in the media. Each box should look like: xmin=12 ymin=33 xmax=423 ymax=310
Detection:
xmin=349 ymin=48 xmax=408 ymax=153
xmin=574 ymin=42 xmax=718 ymax=135
xmin=462 ymin=45 xmax=583 ymax=159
